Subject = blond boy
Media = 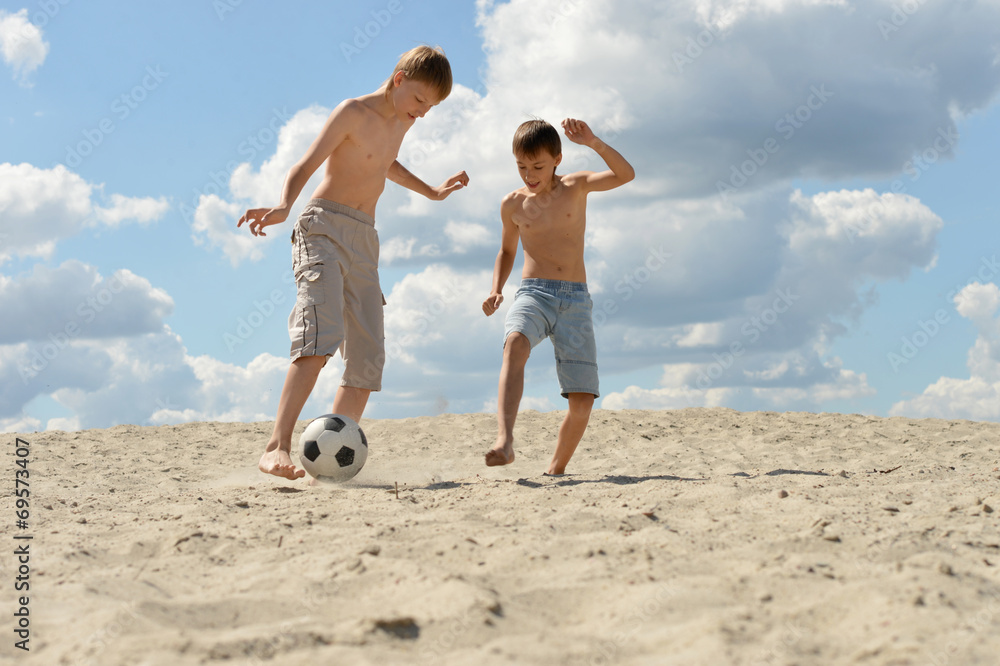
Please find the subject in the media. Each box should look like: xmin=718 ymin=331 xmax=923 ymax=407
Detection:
xmin=482 ymin=118 xmax=634 ymax=475
xmin=239 ymin=46 xmax=469 ymax=480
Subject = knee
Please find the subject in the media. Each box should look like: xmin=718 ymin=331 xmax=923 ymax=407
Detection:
xmin=504 ymin=332 xmax=531 ymax=361
xmin=568 ymin=393 xmax=595 ymax=416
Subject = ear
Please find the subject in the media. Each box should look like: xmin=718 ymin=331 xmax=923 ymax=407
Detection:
xmin=554 ymin=153 xmax=563 ymax=167
xmin=392 ymin=70 xmax=406 ymax=88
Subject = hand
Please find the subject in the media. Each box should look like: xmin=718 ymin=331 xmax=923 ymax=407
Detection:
xmin=561 ymin=118 xmax=598 ymax=147
xmin=431 ymin=170 xmax=470 ymax=200
xmin=237 ymin=206 xmax=288 ymax=237
xmin=482 ymin=292 xmax=503 ymax=316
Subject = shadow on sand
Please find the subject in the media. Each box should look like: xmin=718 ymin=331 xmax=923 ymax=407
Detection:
xmin=516 ymin=473 xmax=707 ymax=488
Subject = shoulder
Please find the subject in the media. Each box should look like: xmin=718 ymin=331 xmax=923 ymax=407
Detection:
xmin=558 ymin=171 xmax=594 ymax=189
xmin=501 ymin=190 xmax=527 ymax=207
xmin=328 ymin=98 xmax=367 ymax=125
xmin=500 ymin=190 xmax=526 ymax=219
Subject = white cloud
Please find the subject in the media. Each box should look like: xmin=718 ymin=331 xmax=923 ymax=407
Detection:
xmin=0 ymin=413 xmax=40 ymax=434
xmin=891 ymin=283 xmax=1000 ymax=420
xmin=601 ymin=385 xmax=737 ymax=410
xmin=0 ymin=10 xmax=48 ymax=85
xmin=190 ymin=194 xmax=266 ymax=267
xmin=381 ymin=236 xmax=441 ymax=265
xmin=150 ymin=351 xmax=345 ymax=426
xmin=602 ymin=352 xmax=873 ymax=411
xmin=444 ymin=220 xmax=493 ymax=254
xmin=0 ymin=260 xmax=173 ymax=344
xmin=190 ymin=106 xmax=330 ymax=266
xmin=0 ymin=162 xmax=170 ymax=262
xmin=91 ymin=193 xmax=170 ymax=228
xmin=6 ymin=326 xmax=346 ymax=430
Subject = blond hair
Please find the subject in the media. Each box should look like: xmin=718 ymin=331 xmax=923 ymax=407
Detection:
xmin=387 ymin=45 xmax=452 ymax=102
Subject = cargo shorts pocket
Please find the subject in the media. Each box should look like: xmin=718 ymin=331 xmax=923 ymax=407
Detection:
xmin=295 ymin=265 xmax=325 ymax=306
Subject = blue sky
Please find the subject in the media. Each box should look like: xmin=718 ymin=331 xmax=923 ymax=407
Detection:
xmin=2 ymin=0 xmax=1000 ymax=432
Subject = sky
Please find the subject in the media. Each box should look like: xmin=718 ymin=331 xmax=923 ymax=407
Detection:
xmin=2 ymin=0 xmax=1000 ymax=433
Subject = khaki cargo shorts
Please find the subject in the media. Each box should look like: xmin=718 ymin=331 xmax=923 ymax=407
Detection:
xmin=289 ymin=198 xmax=385 ymax=391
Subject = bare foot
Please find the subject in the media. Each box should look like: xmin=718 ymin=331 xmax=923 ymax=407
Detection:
xmin=259 ymin=447 xmax=306 ymax=480
xmin=485 ymin=439 xmax=515 ymax=467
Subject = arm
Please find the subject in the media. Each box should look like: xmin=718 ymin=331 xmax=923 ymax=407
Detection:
xmin=561 ymin=118 xmax=635 ymax=193
xmin=237 ymin=101 xmax=360 ymax=236
xmin=483 ymin=196 xmax=520 ymax=316
xmin=388 ymin=161 xmax=470 ymax=201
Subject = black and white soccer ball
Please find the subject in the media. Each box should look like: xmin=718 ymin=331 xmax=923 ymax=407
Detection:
xmin=299 ymin=414 xmax=368 ymax=482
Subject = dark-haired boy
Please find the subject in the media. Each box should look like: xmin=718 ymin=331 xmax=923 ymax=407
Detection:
xmin=482 ymin=118 xmax=634 ymax=474
xmin=239 ymin=46 xmax=469 ymax=480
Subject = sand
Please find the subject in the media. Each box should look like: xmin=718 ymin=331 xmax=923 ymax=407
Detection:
xmin=5 ymin=408 xmax=1000 ymax=665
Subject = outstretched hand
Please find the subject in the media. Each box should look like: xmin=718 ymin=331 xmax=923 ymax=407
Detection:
xmin=432 ymin=171 xmax=470 ymax=200
xmin=482 ymin=292 xmax=503 ymax=316
xmin=561 ymin=118 xmax=598 ymax=147
xmin=237 ymin=207 xmax=288 ymax=237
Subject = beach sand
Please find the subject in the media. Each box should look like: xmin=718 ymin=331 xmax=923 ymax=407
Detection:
xmin=6 ymin=408 xmax=1000 ymax=665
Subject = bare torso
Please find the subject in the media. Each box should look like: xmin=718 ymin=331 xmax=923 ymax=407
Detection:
xmin=311 ymin=94 xmax=408 ymax=218
xmin=508 ymin=175 xmax=589 ymax=283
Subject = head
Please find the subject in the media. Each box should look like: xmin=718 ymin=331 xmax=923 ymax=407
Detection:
xmin=512 ymin=119 xmax=562 ymax=192
xmin=386 ymin=45 xmax=452 ymax=123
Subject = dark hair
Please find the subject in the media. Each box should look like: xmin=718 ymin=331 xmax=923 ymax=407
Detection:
xmin=512 ymin=119 xmax=561 ymax=159
xmin=389 ymin=45 xmax=452 ymax=101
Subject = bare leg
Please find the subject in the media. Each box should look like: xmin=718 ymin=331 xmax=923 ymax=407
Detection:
xmin=332 ymin=385 xmax=372 ymax=424
xmin=547 ymin=392 xmax=595 ymax=475
xmin=259 ymin=355 xmax=327 ymax=480
xmin=486 ymin=333 xmax=530 ymax=466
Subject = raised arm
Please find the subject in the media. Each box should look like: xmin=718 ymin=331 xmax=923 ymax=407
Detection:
xmin=561 ymin=118 xmax=635 ymax=193
xmin=388 ymin=161 xmax=470 ymax=200
xmin=483 ymin=195 xmax=520 ymax=316
xmin=237 ymin=100 xmax=361 ymax=236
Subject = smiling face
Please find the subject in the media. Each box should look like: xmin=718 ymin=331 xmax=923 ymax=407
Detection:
xmin=515 ymin=148 xmax=562 ymax=193
xmin=390 ymin=71 xmax=440 ymax=124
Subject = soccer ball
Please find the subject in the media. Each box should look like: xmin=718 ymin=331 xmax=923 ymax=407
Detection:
xmin=299 ymin=414 xmax=368 ymax=482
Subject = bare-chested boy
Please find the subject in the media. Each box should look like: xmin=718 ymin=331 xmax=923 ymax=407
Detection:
xmin=482 ymin=118 xmax=634 ymax=475
xmin=239 ymin=46 xmax=469 ymax=480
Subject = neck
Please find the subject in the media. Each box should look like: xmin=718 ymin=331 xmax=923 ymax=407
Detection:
xmin=370 ymin=83 xmax=395 ymax=119
xmin=536 ymin=174 xmax=560 ymax=195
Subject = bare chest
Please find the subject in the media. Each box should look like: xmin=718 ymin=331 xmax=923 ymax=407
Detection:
xmin=334 ymin=120 xmax=405 ymax=172
xmin=513 ymin=191 xmax=586 ymax=238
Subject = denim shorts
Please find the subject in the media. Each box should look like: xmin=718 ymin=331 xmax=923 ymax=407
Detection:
xmin=504 ymin=278 xmax=599 ymax=398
